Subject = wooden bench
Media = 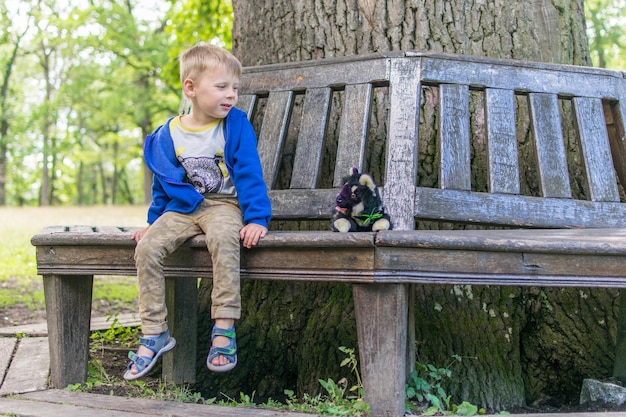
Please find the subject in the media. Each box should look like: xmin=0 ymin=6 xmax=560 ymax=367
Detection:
xmin=32 ymin=51 xmax=626 ymax=417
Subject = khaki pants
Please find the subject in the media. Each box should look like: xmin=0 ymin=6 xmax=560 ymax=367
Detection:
xmin=134 ymin=198 xmax=243 ymax=335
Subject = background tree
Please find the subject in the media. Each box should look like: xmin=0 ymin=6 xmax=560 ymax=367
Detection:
xmin=164 ymin=0 xmax=233 ymax=86
xmin=1 ymin=0 xmax=181 ymax=206
xmin=0 ymin=1 xmax=29 ymax=206
xmin=586 ymin=0 xmax=626 ymax=68
xmin=191 ymin=0 xmax=617 ymax=411
xmin=83 ymin=0 xmax=179 ymax=204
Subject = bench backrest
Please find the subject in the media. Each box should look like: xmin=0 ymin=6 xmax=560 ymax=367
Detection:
xmin=237 ymin=52 xmax=626 ymax=231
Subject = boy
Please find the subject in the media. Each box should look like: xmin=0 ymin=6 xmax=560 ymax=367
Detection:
xmin=124 ymin=43 xmax=271 ymax=380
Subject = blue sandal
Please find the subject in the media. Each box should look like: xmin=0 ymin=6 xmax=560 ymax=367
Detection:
xmin=206 ymin=325 xmax=237 ymax=373
xmin=123 ymin=330 xmax=176 ymax=381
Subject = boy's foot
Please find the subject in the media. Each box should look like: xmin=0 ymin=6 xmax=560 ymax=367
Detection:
xmin=123 ymin=330 xmax=176 ymax=381
xmin=207 ymin=324 xmax=237 ymax=372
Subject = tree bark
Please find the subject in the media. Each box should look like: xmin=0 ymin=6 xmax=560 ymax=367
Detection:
xmin=194 ymin=0 xmax=608 ymax=410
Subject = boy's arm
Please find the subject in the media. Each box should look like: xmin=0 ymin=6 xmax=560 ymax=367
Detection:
xmin=229 ymin=113 xmax=272 ymax=228
xmin=146 ymin=176 xmax=169 ymax=224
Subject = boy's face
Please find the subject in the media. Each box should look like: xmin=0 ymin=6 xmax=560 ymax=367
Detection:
xmin=184 ymin=65 xmax=239 ymax=125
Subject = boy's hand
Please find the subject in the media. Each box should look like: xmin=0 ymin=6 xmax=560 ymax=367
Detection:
xmin=240 ymin=224 xmax=268 ymax=248
xmin=132 ymin=226 xmax=150 ymax=243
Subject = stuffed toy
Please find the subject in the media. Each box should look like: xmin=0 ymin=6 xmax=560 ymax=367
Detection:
xmin=331 ymin=167 xmax=392 ymax=232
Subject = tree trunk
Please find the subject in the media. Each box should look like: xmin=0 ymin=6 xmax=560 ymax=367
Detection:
xmin=0 ymin=22 xmax=28 ymax=206
xmin=194 ymin=0 xmax=609 ymax=410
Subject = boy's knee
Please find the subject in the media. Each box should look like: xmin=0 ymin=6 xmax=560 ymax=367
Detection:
xmin=135 ymin=237 xmax=166 ymax=264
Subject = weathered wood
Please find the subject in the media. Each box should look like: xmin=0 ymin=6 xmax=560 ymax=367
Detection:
xmin=257 ymin=91 xmax=294 ymax=188
xmin=0 ymin=338 xmax=17 ymax=388
xmin=353 ymin=283 xmax=407 ymax=417
xmin=414 ymin=51 xmax=624 ymax=98
xmin=236 ymin=94 xmax=256 ymax=118
xmin=572 ymin=96 xmax=620 ymax=202
xmin=605 ymin=101 xmax=626 ymax=189
xmin=414 ymin=187 xmax=626 ymax=228
xmin=43 ymin=274 xmax=93 ymax=388
xmin=486 ymin=88 xmax=519 ymax=194
xmin=528 ymin=93 xmax=571 ymax=199
xmin=0 ymin=337 xmax=49 ymax=395
xmin=10 ymin=389 xmax=315 ymax=417
xmin=290 ymin=87 xmax=332 ymax=189
xmin=240 ymin=53 xmax=391 ymax=92
xmin=439 ymin=83 xmax=471 ymax=191
xmin=163 ymin=277 xmax=198 ymax=383
xmin=334 ymin=83 xmax=372 ymax=185
xmin=384 ymin=57 xmax=420 ymax=231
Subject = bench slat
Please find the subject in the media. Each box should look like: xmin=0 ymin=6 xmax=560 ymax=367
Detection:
xmin=236 ymin=94 xmax=256 ymax=119
xmin=241 ymin=55 xmax=390 ymax=92
xmin=528 ymin=93 xmax=572 ymax=198
xmin=605 ymin=101 xmax=626 ymax=189
xmin=486 ymin=88 xmax=520 ymax=194
xmin=414 ymin=187 xmax=626 ymax=228
xmin=384 ymin=58 xmax=420 ymax=230
xmin=269 ymin=189 xmax=336 ymax=219
xmin=333 ymin=83 xmax=373 ymax=186
xmin=573 ymin=96 xmax=620 ymax=202
xmin=257 ymin=91 xmax=294 ymax=189
xmin=439 ymin=84 xmax=471 ymax=191
xmin=418 ymin=53 xmax=623 ymax=99
xmin=290 ymin=87 xmax=332 ymax=189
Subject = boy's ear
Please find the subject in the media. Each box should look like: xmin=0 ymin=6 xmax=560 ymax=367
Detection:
xmin=182 ymin=78 xmax=195 ymax=98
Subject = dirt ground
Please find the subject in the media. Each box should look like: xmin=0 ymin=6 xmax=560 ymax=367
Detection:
xmin=3 ymin=288 xmax=626 ymax=412
xmin=0 ymin=299 xmax=136 ymax=328
xmin=1 ymin=301 xmax=187 ymax=400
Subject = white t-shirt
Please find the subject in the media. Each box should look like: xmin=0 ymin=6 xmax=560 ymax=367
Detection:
xmin=170 ymin=116 xmax=236 ymax=196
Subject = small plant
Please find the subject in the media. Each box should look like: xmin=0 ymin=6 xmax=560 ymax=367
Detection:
xmin=273 ymin=346 xmax=370 ymax=416
xmin=406 ymin=355 xmax=483 ymax=416
xmin=406 ymin=360 xmax=452 ymax=411
xmin=90 ymin=313 xmax=139 ymax=353
xmin=338 ymin=346 xmax=364 ymax=400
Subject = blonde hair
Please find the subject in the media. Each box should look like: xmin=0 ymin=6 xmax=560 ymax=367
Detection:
xmin=179 ymin=43 xmax=242 ymax=84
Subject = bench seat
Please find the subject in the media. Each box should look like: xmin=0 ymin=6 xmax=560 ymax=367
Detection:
xmin=33 ymin=226 xmax=626 ymax=287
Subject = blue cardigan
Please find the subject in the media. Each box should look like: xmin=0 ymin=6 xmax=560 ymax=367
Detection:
xmin=143 ymin=108 xmax=272 ymax=229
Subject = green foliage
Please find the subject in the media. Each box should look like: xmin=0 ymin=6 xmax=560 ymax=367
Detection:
xmin=90 ymin=314 xmax=140 ymax=352
xmin=0 ymin=206 xmax=143 ymax=315
xmin=213 ymin=346 xmax=370 ymax=416
xmin=163 ymin=0 xmax=233 ymax=88
xmin=279 ymin=346 xmax=370 ymax=416
xmin=1 ymin=0 xmax=233 ymax=206
xmin=585 ymin=0 xmax=626 ymax=69
xmin=406 ymin=355 xmax=484 ymax=416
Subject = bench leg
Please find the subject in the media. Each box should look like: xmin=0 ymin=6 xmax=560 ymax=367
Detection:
xmin=353 ymin=283 xmax=408 ymax=417
xmin=43 ymin=274 xmax=93 ymax=388
xmin=163 ymin=277 xmax=198 ymax=383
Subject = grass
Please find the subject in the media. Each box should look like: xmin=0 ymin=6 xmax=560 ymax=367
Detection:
xmin=0 ymin=205 xmax=148 ymax=316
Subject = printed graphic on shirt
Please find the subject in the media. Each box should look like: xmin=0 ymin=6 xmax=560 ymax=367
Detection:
xmin=178 ymin=152 xmax=226 ymax=194
xmin=170 ymin=116 xmax=236 ymax=196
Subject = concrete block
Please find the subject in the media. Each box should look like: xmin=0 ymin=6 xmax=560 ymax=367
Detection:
xmin=580 ymin=378 xmax=626 ymax=406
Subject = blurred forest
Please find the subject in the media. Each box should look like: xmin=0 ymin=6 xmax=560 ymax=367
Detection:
xmin=0 ymin=0 xmax=623 ymax=208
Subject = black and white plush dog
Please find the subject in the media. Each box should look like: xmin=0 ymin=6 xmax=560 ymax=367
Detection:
xmin=331 ymin=167 xmax=392 ymax=232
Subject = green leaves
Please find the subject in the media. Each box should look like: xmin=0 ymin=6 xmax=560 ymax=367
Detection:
xmin=406 ymin=357 xmax=483 ymax=416
xmin=585 ymin=0 xmax=626 ymax=69
xmin=1 ymin=0 xmax=234 ymax=206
